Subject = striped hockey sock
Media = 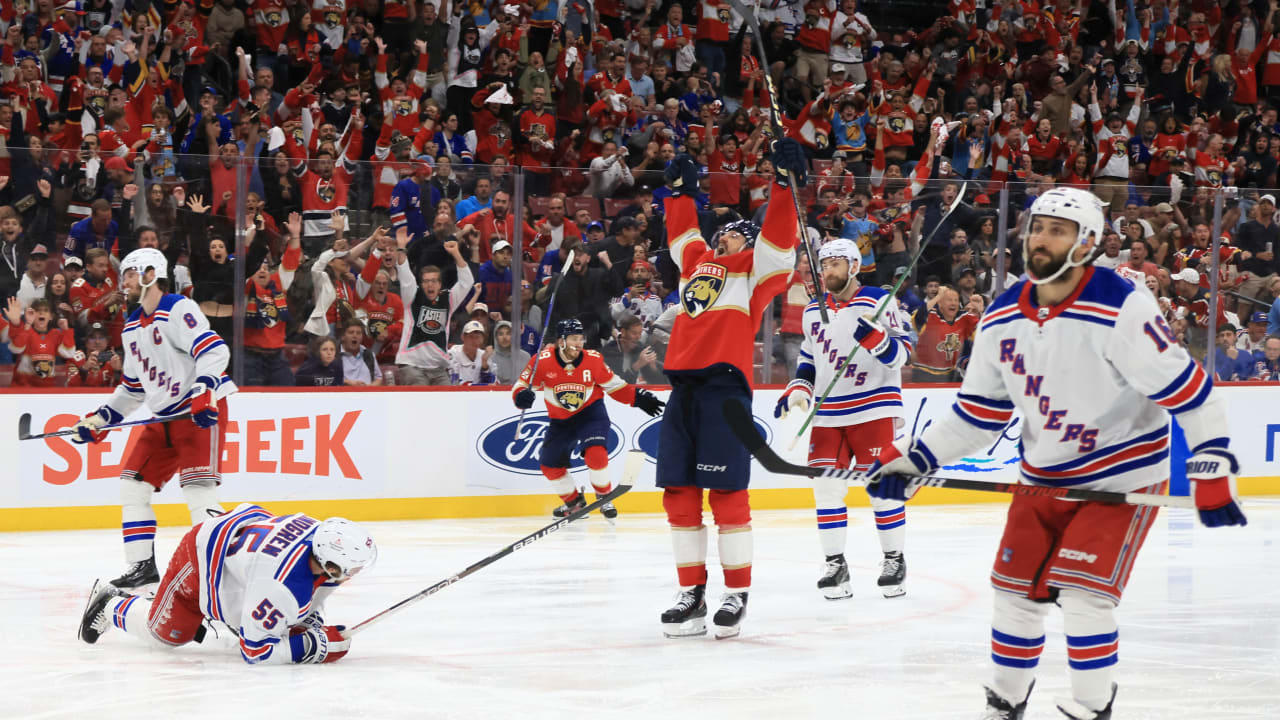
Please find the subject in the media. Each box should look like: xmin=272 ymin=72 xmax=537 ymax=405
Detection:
xmin=989 ymin=591 xmax=1050 ymax=706
xmin=870 ymin=496 xmax=906 ymax=555
xmin=1061 ymin=589 xmax=1120 ymax=712
xmin=812 ymin=474 xmax=848 ymax=557
xmin=108 ymin=594 xmax=152 ymax=640
xmin=121 ymin=475 xmax=156 ymax=563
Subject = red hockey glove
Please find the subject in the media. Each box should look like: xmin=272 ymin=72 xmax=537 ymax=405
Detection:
xmin=190 ymin=376 xmax=219 ymax=429
xmin=1188 ymin=450 xmax=1247 ymax=528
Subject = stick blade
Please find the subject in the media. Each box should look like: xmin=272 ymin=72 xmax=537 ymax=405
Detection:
xmin=18 ymin=413 xmax=32 ymax=441
xmin=616 ymin=449 xmax=646 ymax=491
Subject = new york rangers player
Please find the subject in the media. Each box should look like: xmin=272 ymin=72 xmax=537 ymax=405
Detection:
xmin=71 ymin=248 xmax=236 ymax=591
xmin=776 ymin=239 xmax=913 ymax=600
xmin=79 ymin=503 xmax=376 ymax=666
xmin=867 ymin=187 xmax=1247 ymax=720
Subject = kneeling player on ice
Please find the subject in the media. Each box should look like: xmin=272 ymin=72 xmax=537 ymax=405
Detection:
xmin=70 ymin=248 xmax=235 ymax=592
xmin=776 ymin=238 xmax=913 ymax=600
xmin=512 ymin=318 xmax=666 ymax=518
xmin=656 ymin=138 xmax=806 ymax=640
xmin=79 ymin=504 xmax=376 ymax=665
xmin=864 ymin=187 xmax=1247 ymax=720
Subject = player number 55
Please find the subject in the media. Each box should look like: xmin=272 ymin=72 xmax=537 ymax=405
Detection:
xmin=251 ymin=599 xmax=284 ymax=630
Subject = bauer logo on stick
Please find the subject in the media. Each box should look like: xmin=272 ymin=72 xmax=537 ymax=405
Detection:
xmin=682 ymin=264 xmax=727 ymax=318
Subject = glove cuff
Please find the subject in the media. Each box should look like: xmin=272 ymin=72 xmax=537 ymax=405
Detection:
xmin=96 ymin=406 xmax=124 ymax=425
xmin=194 ymin=375 xmax=220 ymax=394
xmin=1190 ymin=448 xmax=1240 ymax=476
xmin=785 ymin=379 xmax=813 ymax=396
xmin=898 ymin=436 xmax=939 ymax=474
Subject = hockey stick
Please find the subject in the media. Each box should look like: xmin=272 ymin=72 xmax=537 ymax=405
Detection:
xmin=515 ymin=249 xmax=577 ymax=438
xmin=17 ymin=411 xmax=194 ymax=441
xmin=342 ymin=450 xmax=646 ymax=639
xmin=786 ymin=182 xmax=969 ymax=450
xmin=725 ymin=400 xmax=1195 ymax=509
xmin=1225 ymin=289 xmax=1269 ymax=311
xmin=724 ymin=0 xmax=827 ymax=323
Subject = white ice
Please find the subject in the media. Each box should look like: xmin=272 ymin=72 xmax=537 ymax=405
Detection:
xmin=3 ymin=502 xmax=1279 ymax=719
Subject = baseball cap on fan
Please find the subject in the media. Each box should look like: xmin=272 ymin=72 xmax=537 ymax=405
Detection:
xmin=64 ymin=255 xmax=85 ymax=267
xmin=1260 ymin=194 xmax=1277 ymax=206
xmin=1251 ymin=311 xmax=1268 ymax=324
xmin=87 ymin=322 xmax=108 ymax=337
xmin=462 ymin=320 xmax=486 ymax=335
xmin=1173 ymin=268 xmax=1200 ymax=284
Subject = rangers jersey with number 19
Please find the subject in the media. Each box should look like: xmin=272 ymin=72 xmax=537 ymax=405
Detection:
xmin=913 ymin=267 xmax=1229 ymax=493
xmin=798 ymin=286 xmax=913 ymax=427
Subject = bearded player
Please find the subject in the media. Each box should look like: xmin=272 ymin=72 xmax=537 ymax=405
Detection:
xmin=71 ymin=248 xmax=235 ymax=591
xmin=512 ymin=319 xmax=666 ymax=519
xmin=657 ymin=137 xmax=808 ymax=640
xmin=776 ymin=238 xmax=913 ymax=601
xmin=867 ymin=187 xmax=1247 ymax=719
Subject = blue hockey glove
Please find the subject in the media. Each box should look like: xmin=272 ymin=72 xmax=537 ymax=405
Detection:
xmin=864 ymin=439 xmax=933 ymax=502
xmin=664 ymin=153 xmax=701 ymax=197
xmin=772 ymin=137 xmax=809 ymax=188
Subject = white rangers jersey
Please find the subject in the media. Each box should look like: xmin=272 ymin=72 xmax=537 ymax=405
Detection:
xmin=105 ymin=294 xmax=237 ymax=419
xmin=195 ymin=504 xmax=339 ymax=664
xmin=798 ymin=286 xmax=913 ymax=427
xmin=911 ymin=267 xmax=1229 ymax=492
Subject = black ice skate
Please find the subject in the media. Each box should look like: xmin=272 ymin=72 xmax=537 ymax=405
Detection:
xmin=660 ymin=584 xmax=707 ymax=638
xmin=78 ymin=580 xmax=122 ymax=644
xmin=712 ymin=591 xmax=748 ymax=639
xmin=597 ymin=494 xmax=618 ymax=519
xmin=552 ymin=494 xmax=587 ymax=518
xmin=817 ymin=554 xmax=853 ymax=600
xmin=979 ymin=680 xmax=1034 ymax=720
xmin=110 ymin=555 xmax=160 ymax=591
xmin=1056 ymin=683 xmax=1117 ymax=720
xmin=878 ymin=551 xmax=906 ymax=598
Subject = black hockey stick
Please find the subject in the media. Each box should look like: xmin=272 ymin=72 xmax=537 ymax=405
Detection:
xmin=788 ymin=182 xmax=970 ymax=449
xmin=17 ymin=411 xmax=194 ymax=441
xmin=725 ymin=400 xmax=1195 ymax=509
xmin=342 ymin=450 xmax=647 ymax=639
xmin=515 ymin=249 xmax=577 ymax=438
xmin=725 ymin=0 xmax=827 ymax=323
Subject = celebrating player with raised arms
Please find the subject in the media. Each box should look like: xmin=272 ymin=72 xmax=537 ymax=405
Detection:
xmin=656 ymin=138 xmax=807 ymax=640
xmin=79 ymin=504 xmax=376 ymax=666
xmin=776 ymin=238 xmax=913 ymax=600
xmin=71 ymin=248 xmax=236 ymax=592
xmin=866 ymin=187 xmax=1247 ymax=719
xmin=512 ymin=318 xmax=666 ymax=519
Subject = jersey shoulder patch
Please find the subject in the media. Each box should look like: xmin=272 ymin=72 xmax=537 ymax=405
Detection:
xmin=1078 ymin=267 xmax=1136 ymax=310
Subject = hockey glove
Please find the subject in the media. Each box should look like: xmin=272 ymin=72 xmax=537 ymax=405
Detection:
xmin=293 ymin=624 xmax=350 ymax=664
xmin=854 ymin=315 xmax=892 ymax=358
xmin=189 ymin=376 xmax=220 ymax=429
xmin=634 ymin=388 xmax=666 ymax=417
xmin=1188 ymin=449 xmax=1247 ymax=528
xmin=514 ymin=388 xmax=536 ymax=409
xmin=664 ymin=153 xmax=701 ymax=197
xmin=774 ymin=379 xmax=813 ymax=419
xmin=864 ymin=438 xmax=934 ymax=502
xmin=772 ymin=137 xmax=809 ymax=188
xmin=72 ymin=407 xmax=122 ymax=445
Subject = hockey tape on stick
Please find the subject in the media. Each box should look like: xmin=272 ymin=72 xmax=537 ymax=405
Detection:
xmin=786 ymin=182 xmax=970 ymax=450
xmin=723 ymin=399 xmax=1195 ymax=509
xmin=341 ymin=450 xmax=646 ymax=640
xmin=515 ymin=250 xmax=577 ymax=438
xmin=17 ymin=412 xmax=194 ymax=441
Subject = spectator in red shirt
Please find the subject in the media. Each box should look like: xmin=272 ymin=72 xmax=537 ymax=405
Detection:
xmin=66 ymin=321 xmax=122 ymax=387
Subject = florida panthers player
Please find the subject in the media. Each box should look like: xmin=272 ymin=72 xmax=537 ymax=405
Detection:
xmin=656 ymin=138 xmax=806 ymax=640
xmin=776 ymin=239 xmax=913 ymax=600
xmin=71 ymin=248 xmax=235 ymax=591
xmin=512 ymin=319 xmax=665 ymax=518
xmin=867 ymin=187 xmax=1247 ymax=720
xmin=79 ymin=503 xmax=376 ymax=666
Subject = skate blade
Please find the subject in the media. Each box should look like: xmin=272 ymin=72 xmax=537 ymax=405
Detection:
xmin=879 ymin=584 xmax=906 ymax=598
xmin=662 ymin=618 xmax=707 ymax=638
xmin=712 ymin=623 xmax=741 ymax=640
xmin=821 ymin=583 xmax=853 ymax=600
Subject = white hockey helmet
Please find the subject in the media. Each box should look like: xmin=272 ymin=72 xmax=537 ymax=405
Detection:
xmin=119 ymin=248 xmax=169 ymax=289
xmin=1023 ymin=186 xmax=1106 ymax=285
xmin=311 ymin=517 xmax=378 ymax=581
xmin=818 ymin=238 xmax=863 ymax=274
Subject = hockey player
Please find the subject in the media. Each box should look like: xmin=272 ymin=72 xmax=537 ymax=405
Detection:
xmin=866 ymin=187 xmax=1247 ymax=720
xmin=71 ymin=248 xmax=236 ymax=591
xmin=656 ymin=138 xmax=807 ymax=640
xmin=79 ymin=503 xmax=375 ymax=666
xmin=775 ymin=239 xmax=913 ymax=601
xmin=512 ymin=319 xmax=666 ymax=519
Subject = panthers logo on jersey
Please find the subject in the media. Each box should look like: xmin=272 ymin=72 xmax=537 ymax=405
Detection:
xmin=888 ymin=116 xmax=907 ymax=133
xmin=323 ymin=10 xmax=342 ymax=25
xmin=717 ymin=7 xmax=730 ymax=23
xmin=265 ymin=10 xmax=284 ymax=26
xmin=317 ymin=183 xmax=336 ymax=203
xmin=34 ymin=359 xmax=54 ymax=378
xmin=682 ymin=263 xmax=726 ymax=318
xmin=936 ymin=332 xmax=963 ymax=361
xmin=396 ymin=98 xmax=413 ymax=116
xmin=554 ymin=384 xmax=588 ymax=412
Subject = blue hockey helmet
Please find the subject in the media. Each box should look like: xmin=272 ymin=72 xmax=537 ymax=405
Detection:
xmin=713 ymin=218 xmax=761 ymax=250
xmin=556 ymin=318 xmax=585 ymax=340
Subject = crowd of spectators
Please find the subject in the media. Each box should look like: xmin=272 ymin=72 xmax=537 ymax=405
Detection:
xmin=3 ymin=0 xmax=1280 ymax=387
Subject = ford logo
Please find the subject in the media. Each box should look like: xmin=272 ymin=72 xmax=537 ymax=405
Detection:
xmin=476 ymin=414 xmax=625 ymax=475
xmin=632 ymin=414 xmax=774 ymax=464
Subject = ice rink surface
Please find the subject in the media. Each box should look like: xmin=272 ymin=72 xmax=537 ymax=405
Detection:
xmin=2 ymin=502 xmax=1278 ymax=720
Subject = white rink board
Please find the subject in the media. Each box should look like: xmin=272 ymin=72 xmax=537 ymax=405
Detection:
xmin=3 ymin=385 xmax=1280 ymax=510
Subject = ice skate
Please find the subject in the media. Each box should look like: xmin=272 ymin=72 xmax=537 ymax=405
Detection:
xmin=552 ymin=494 xmax=587 ymax=518
xmin=78 ymin=580 xmax=122 ymax=644
xmin=1056 ymin=683 xmax=1117 ymax=720
xmin=597 ymin=495 xmax=618 ymax=520
xmin=817 ymin=554 xmax=853 ymax=600
xmin=878 ymin=551 xmax=906 ymax=598
xmin=110 ymin=555 xmax=159 ymax=591
xmin=712 ymin=591 xmax=748 ymax=639
xmin=660 ymin=584 xmax=707 ymax=638
xmin=978 ymin=681 xmax=1033 ymax=720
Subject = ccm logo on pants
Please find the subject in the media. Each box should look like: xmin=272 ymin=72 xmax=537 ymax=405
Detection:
xmin=1058 ymin=548 xmax=1098 ymax=563
xmin=696 ymin=464 xmax=727 ymax=472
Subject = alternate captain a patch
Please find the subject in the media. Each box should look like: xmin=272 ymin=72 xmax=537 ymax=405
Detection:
xmin=682 ymin=263 xmax=727 ymax=318
xmin=554 ymin=383 xmax=588 ymax=412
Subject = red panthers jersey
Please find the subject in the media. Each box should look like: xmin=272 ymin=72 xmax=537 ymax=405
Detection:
xmin=513 ymin=348 xmax=637 ymax=420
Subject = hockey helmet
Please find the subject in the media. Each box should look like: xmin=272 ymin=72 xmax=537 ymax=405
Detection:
xmin=713 ymin=218 xmax=761 ymax=251
xmin=817 ymin=238 xmax=863 ymax=275
xmin=1023 ymin=187 xmax=1105 ymax=285
xmin=311 ymin=517 xmax=377 ymax=581
xmin=556 ymin=318 xmax=585 ymax=341
xmin=119 ymin=248 xmax=169 ymax=289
